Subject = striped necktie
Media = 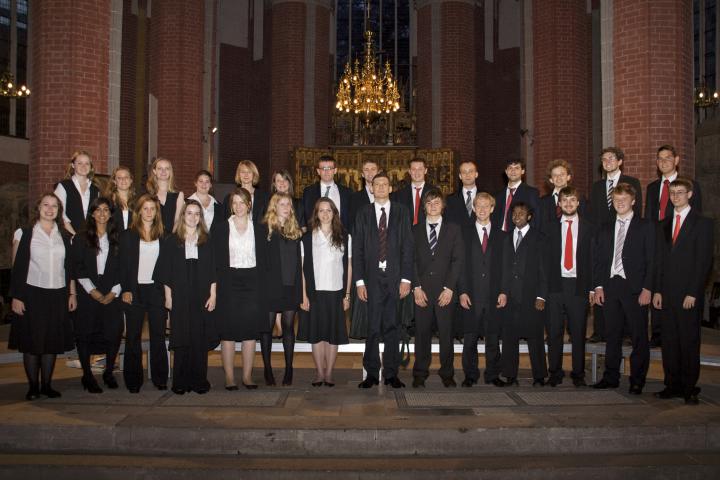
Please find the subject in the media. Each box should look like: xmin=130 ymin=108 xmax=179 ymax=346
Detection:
xmin=607 ymin=179 xmax=614 ymax=209
xmin=613 ymin=219 xmax=626 ymax=272
xmin=465 ymin=191 xmax=473 ymax=216
xmin=429 ymin=223 xmax=438 ymax=255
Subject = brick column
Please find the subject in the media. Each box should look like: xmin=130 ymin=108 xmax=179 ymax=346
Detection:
xmin=612 ymin=0 xmax=694 ymax=187
xmin=149 ymin=0 xmax=205 ymax=192
xmin=532 ymin=0 xmax=591 ymax=195
xmin=29 ymin=0 xmax=111 ymax=200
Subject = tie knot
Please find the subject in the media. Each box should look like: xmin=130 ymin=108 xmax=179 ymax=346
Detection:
xmin=676 ymin=214 xmax=681 ymax=221
xmin=381 ymin=207 xmax=386 ymax=213
xmin=664 ymin=179 xmax=670 ymax=185
xmin=510 ymin=187 xmax=516 ymax=195
xmin=467 ymin=191 xmax=472 ymax=198
xmin=482 ymin=226 xmax=487 ymax=233
xmin=429 ymin=223 xmax=437 ymax=229
xmin=608 ymin=179 xmax=614 ymax=186
xmin=415 ymin=187 xmax=421 ymax=192
xmin=566 ymin=219 xmax=573 ymax=225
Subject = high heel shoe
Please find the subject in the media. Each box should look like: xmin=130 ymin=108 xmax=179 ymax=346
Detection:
xmin=242 ymin=382 xmax=258 ymax=390
xmin=25 ymin=384 xmax=41 ymax=401
xmin=282 ymin=367 xmax=293 ymax=386
xmin=102 ymin=371 xmax=119 ymax=389
xmin=225 ymin=384 xmax=239 ymax=391
xmin=323 ymin=381 xmax=335 ymax=387
xmin=81 ymin=376 xmax=103 ymax=394
xmin=264 ymin=368 xmax=276 ymax=386
xmin=311 ymin=379 xmax=323 ymax=387
xmin=40 ymin=384 xmax=62 ymax=398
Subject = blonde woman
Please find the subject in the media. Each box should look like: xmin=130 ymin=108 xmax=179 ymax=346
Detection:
xmin=146 ymin=157 xmax=185 ymax=233
xmin=224 ymin=160 xmax=268 ymax=222
xmin=106 ymin=166 xmax=135 ymax=231
xmin=260 ymin=193 xmax=303 ymax=386
xmin=54 ymin=150 xmax=100 ymax=235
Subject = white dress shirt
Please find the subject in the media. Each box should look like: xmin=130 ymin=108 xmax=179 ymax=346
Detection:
xmin=188 ymin=193 xmax=219 ymax=230
xmin=671 ymin=205 xmax=691 ymax=235
xmin=228 ymin=217 xmax=256 ymax=268
xmin=320 ymin=182 xmax=342 ymax=214
xmin=301 ymin=231 xmax=352 ymax=291
xmin=560 ymin=214 xmax=579 ymax=278
xmin=606 ymin=171 xmax=621 ymax=197
xmin=54 ymin=175 xmax=91 ymax=225
xmin=78 ymin=233 xmax=122 ymax=296
xmin=138 ymin=239 xmax=160 ymax=284
xmin=463 ymin=187 xmax=477 ymax=215
xmin=19 ymin=223 xmax=67 ymax=289
xmin=475 ymin=221 xmax=492 ymax=244
xmin=513 ymin=224 xmax=530 ymax=251
xmin=411 ymin=182 xmax=426 ymax=214
xmin=658 ymin=171 xmax=678 ymax=203
xmin=185 ymin=237 xmax=199 ymax=260
xmin=610 ymin=211 xmax=633 ymax=279
xmin=426 ymin=217 xmax=442 ymax=243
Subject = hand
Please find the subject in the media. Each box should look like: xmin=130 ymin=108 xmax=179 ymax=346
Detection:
xmin=357 ymin=285 xmax=368 ymax=302
xmin=497 ymin=293 xmax=507 ymax=309
xmin=437 ymin=288 xmax=453 ymax=307
xmin=588 ymin=291 xmax=596 ymax=306
xmin=638 ymin=288 xmax=651 ymax=307
xmin=90 ymin=289 xmax=103 ymax=302
xmin=534 ymin=298 xmax=545 ymax=311
xmin=100 ymin=292 xmax=116 ymax=305
xmin=594 ymin=288 xmax=605 ymax=306
xmin=11 ymin=298 xmax=25 ymax=315
xmin=205 ymin=295 xmax=216 ymax=312
xmin=682 ymin=295 xmax=696 ymax=310
xmin=300 ymin=295 xmax=310 ymax=311
xmin=652 ymin=292 xmax=662 ymax=310
xmin=414 ymin=287 xmax=428 ymax=308
xmin=122 ymin=292 xmax=133 ymax=304
xmin=342 ymin=296 xmax=351 ymax=312
xmin=399 ymin=282 xmax=411 ymax=299
xmin=459 ymin=293 xmax=472 ymax=310
xmin=165 ymin=296 xmax=172 ymax=311
xmin=68 ymin=295 xmax=77 ymax=312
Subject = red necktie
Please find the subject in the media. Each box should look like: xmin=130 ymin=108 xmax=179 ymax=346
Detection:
xmin=413 ymin=187 xmax=421 ymax=225
xmin=481 ymin=226 xmax=489 ymax=253
xmin=564 ymin=219 xmax=574 ymax=270
xmin=502 ymin=187 xmax=516 ymax=232
xmin=672 ymin=214 xmax=681 ymax=244
xmin=659 ymin=179 xmax=670 ymax=221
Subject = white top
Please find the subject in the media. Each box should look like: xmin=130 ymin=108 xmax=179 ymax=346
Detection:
xmin=228 ymin=217 xmax=256 ymax=268
xmin=18 ymin=223 xmax=67 ymax=289
xmin=78 ymin=233 xmax=122 ymax=296
xmin=560 ymin=215 xmax=579 ymax=278
xmin=320 ymin=182 xmax=342 ymax=214
xmin=54 ymin=175 xmax=91 ymax=225
xmin=188 ymin=193 xmax=219 ymax=230
xmin=301 ymin=231 xmax=352 ymax=291
xmin=138 ymin=239 xmax=160 ymax=284
xmin=426 ymin=218 xmax=442 ymax=243
xmin=475 ymin=221 xmax=492 ymax=244
xmin=672 ymin=205 xmax=691 ymax=234
xmin=610 ymin=212 xmax=633 ymax=279
xmin=122 ymin=209 xmax=130 ymax=230
xmin=185 ymin=237 xmax=199 ymax=260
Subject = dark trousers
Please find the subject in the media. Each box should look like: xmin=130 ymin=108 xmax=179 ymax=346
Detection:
xmin=172 ymin=344 xmax=210 ymax=392
xmin=502 ymin=335 xmax=547 ymax=380
xmin=413 ymin=296 xmax=455 ymax=380
xmin=463 ymin=326 xmax=502 ymax=383
xmin=364 ymin=272 xmax=401 ymax=379
xmin=660 ymin=304 xmax=701 ymax=395
xmin=592 ymin=304 xmax=605 ymax=339
xmin=546 ymin=278 xmax=588 ymax=380
xmin=123 ymin=283 xmax=168 ymax=389
xmin=650 ymin=307 xmax=662 ymax=341
xmin=602 ymin=276 xmax=649 ymax=386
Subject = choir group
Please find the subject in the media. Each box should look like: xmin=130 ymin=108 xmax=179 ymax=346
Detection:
xmin=8 ymin=146 xmax=714 ymax=406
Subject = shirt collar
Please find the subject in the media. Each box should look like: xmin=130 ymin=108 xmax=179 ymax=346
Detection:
xmin=320 ymin=181 xmax=336 ymax=189
xmin=562 ymin=214 xmax=579 ymax=222
xmin=674 ymin=205 xmax=691 ymax=217
xmin=662 ymin=172 xmax=678 ymax=183
xmin=412 ymin=182 xmax=425 ymax=190
xmin=476 ymin=220 xmax=491 ymax=230
xmin=426 ymin=217 xmax=442 ymax=228
xmin=463 ymin=186 xmax=477 ymax=196
xmin=508 ymin=180 xmax=522 ymax=190
xmin=607 ymin=171 xmax=621 ymax=182
xmin=515 ymin=224 xmax=530 ymax=236
xmin=617 ymin=211 xmax=634 ymax=223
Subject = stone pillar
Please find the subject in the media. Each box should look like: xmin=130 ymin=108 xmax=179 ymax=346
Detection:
xmin=29 ymin=0 xmax=111 ymax=200
xmin=149 ymin=0 xmax=205 ymax=192
xmin=612 ymin=0 xmax=694 ymax=187
xmin=532 ymin=0 xmax=591 ymax=195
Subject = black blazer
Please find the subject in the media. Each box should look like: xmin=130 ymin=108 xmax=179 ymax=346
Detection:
xmin=391 ymin=182 xmax=436 ymax=226
xmin=112 ymin=206 xmax=133 ymax=233
xmin=645 ymin=178 xmax=702 ymax=222
xmin=348 ymin=188 xmax=373 ymax=234
xmin=445 ymin=188 xmax=476 ymax=229
xmin=300 ymin=231 xmax=350 ymax=296
xmin=58 ymin=178 xmax=99 ymax=233
xmin=72 ymin=234 xmax=121 ymax=294
xmin=588 ymin=175 xmax=642 ymax=226
xmin=655 ymin=209 xmax=714 ymax=306
xmin=119 ymin=229 xmax=164 ymax=299
xmin=412 ymin=221 xmax=464 ymax=299
xmin=491 ymin=182 xmax=540 ymax=230
xmin=593 ymin=215 xmax=655 ymax=295
xmin=302 ymin=182 xmax=352 ymax=229
xmin=352 ymin=202 xmax=414 ymax=294
xmin=545 ymin=216 xmax=595 ymax=296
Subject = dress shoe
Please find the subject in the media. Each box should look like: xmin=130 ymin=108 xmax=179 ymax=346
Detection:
xmin=128 ymin=386 xmax=140 ymax=394
xmin=384 ymin=377 xmax=405 ymax=388
xmin=311 ymin=380 xmax=324 ymax=387
xmin=649 ymin=337 xmax=662 ymax=348
xmin=194 ymin=388 xmax=209 ymax=394
xmin=441 ymin=377 xmax=457 ymax=388
xmin=504 ymin=377 xmax=519 ymax=386
xmin=81 ymin=376 xmax=103 ymax=394
xmin=654 ymin=387 xmax=682 ymax=399
xmin=242 ymin=382 xmax=259 ymax=390
xmin=592 ymin=379 xmax=619 ymax=389
xmin=412 ymin=377 xmax=426 ymax=388
xmin=587 ymin=334 xmax=602 ymax=343
xmin=532 ymin=378 xmax=545 ymax=387
xmin=628 ymin=384 xmax=643 ymax=395
xmin=461 ymin=378 xmax=477 ymax=388
xmin=548 ymin=377 xmax=562 ymax=387
xmin=154 ymin=383 xmax=168 ymax=391
xmin=323 ymin=381 xmax=335 ymax=387
xmin=358 ymin=377 xmax=379 ymax=389
xmin=40 ymin=385 xmax=62 ymax=398
xmin=25 ymin=384 xmax=41 ymax=401
xmin=171 ymin=386 xmax=186 ymax=395
xmin=572 ymin=378 xmax=587 ymax=388
xmin=282 ymin=368 xmax=293 ymax=386
xmin=488 ymin=378 xmax=506 ymax=388
xmin=102 ymin=371 xmax=119 ymax=389
xmin=225 ymin=385 xmax=239 ymax=391
xmin=684 ymin=388 xmax=700 ymax=405
xmin=264 ymin=368 xmax=276 ymax=386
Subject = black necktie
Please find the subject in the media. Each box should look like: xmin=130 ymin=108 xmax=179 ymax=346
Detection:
xmin=378 ymin=207 xmax=387 ymax=263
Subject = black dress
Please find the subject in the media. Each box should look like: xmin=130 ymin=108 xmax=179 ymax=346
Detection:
xmin=159 ymin=191 xmax=180 ymax=234
xmin=264 ymin=231 xmax=302 ymax=314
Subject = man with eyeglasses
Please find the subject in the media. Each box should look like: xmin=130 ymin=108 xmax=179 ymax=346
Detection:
xmin=302 ymin=155 xmax=352 ymax=227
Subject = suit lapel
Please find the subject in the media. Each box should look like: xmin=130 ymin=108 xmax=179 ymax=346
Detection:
xmin=672 ymin=210 xmax=696 ymax=250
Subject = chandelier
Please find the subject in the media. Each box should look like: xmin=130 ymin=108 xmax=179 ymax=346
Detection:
xmin=694 ymin=84 xmax=719 ymax=109
xmin=0 ymin=71 xmax=30 ymax=98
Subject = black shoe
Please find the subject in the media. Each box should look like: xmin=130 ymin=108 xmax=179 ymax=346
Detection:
xmin=572 ymin=378 xmax=587 ymax=388
xmin=264 ymin=369 xmax=276 ymax=386
xmin=282 ymin=368 xmax=293 ymax=386
xmin=25 ymin=384 xmax=41 ymax=401
xmin=592 ymin=379 xmax=619 ymax=389
xmin=654 ymin=387 xmax=682 ymax=399
xmin=504 ymin=377 xmax=519 ymax=386
xmin=358 ymin=377 xmax=379 ymax=389
xmin=128 ymin=386 xmax=140 ymax=394
xmin=81 ymin=376 xmax=103 ymax=394
xmin=154 ymin=383 xmax=168 ymax=391
xmin=102 ymin=371 xmax=119 ymax=389
xmin=311 ymin=380 xmax=323 ymax=387
xmin=532 ymin=378 xmax=545 ymax=387
xmin=587 ymin=334 xmax=602 ymax=343
xmin=462 ymin=378 xmax=477 ymax=388
xmin=225 ymin=385 xmax=239 ymax=391
xmin=323 ymin=381 xmax=335 ymax=387
xmin=40 ymin=385 xmax=62 ymax=398
xmin=649 ymin=337 xmax=661 ymax=348
xmin=171 ymin=386 xmax=186 ymax=395
xmin=242 ymin=382 xmax=259 ymax=390
xmin=384 ymin=377 xmax=405 ymax=388
xmin=684 ymin=388 xmax=700 ymax=405
xmin=548 ymin=377 xmax=562 ymax=387
xmin=412 ymin=377 xmax=425 ymax=388
xmin=441 ymin=377 xmax=457 ymax=388
xmin=194 ymin=388 xmax=209 ymax=394
xmin=488 ymin=378 xmax=506 ymax=387
xmin=629 ymin=384 xmax=643 ymax=395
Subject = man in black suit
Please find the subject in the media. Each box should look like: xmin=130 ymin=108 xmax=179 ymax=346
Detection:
xmin=653 ymin=178 xmax=714 ymax=405
xmin=458 ymin=192 xmax=508 ymax=387
xmin=411 ymin=188 xmax=465 ymax=388
xmin=587 ymin=147 xmax=643 ymax=343
xmin=491 ymin=159 xmax=540 ymax=232
xmin=348 ymin=159 xmax=379 ymax=233
xmin=544 ymin=186 xmax=595 ymax=387
xmin=446 ymin=161 xmax=479 ymax=229
xmin=592 ymin=183 xmax=654 ymax=394
xmin=353 ymin=172 xmax=414 ymax=389
xmin=645 ymin=144 xmax=703 ymax=347
xmin=538 ymin=159 xmax=587 ymax=234
xmin=500 ymin=202 xmax=548 ymax=386
xmin=302 ymin=155 xmax=352 ymax=228
xmin=391 ymin=157 xmax=435 ymax=227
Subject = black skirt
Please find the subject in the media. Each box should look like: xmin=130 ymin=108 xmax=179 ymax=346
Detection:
xmin=298 ymin=290 xmax=349 ymax=345
xmin=9 ymin=286 xmax=74 ymax=354
xmin=217 ymin=267 xmax=264 ymax=342
xmin=267 ymin=285 xmax=301 ymax=313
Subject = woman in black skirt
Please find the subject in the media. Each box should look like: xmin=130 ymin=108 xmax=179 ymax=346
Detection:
xmin=146 ymin=157 xmax=184 ymax=233
xmin=260 ymin=193 xmax=303 ymax=386
xmin=72 ymin=197 xmax=124 ymax=393
xmin=299 ymin=198 xmax=351 ymax=387
xmin=54 ymin=150 xmax=100 ymax=235
xmin=10 ymin=193 xmax=76 ymax=400
xmin=155 ymin=200 xmax=218 ymax=394
xmin=214 ymin=188 xmax=268 ymax=389
xmin=119 ymin=194 xmax=169 ymax=393
xmin=106 ymin=165 xmax=135 ymax=231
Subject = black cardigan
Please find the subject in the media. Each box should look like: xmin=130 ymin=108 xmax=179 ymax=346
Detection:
xmin=10 ymin=226 xmax=73 ymax=301
xmin=300 ymin=230 xmax=350 ymax=296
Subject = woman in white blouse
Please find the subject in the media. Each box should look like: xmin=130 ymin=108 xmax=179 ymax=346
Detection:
xmin=10 ymin=193 xmax=76 ymax=400
xmin=54 ymin=150 xmax=99 ymax=235
xmin=187 ymin=170 xmax=219 ymax=233
xmin=299 ymin=198 xmax=352 ymax=387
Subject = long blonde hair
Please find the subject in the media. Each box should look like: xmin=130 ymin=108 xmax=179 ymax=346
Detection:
xmin=64 ymin=150 xmax=96 ymax=180
xmin=174 ymin=199 xmax=209 ymax=245
xmin=130 ymin=193 xmax=164 ymax=241
xmin=105 ymin=165 xmax=135 ymax=210
xmin=146 ymin=157 xmax=177 ymax=195
xmin=263 ymin=192 xmax=302 ymax=240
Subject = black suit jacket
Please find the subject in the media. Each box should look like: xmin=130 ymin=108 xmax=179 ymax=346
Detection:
xmin=593 ymin=215 xmax=655 ymax=295
xmin=491 ymin=183 xmax=540 ymax=231
xmin=72 ymin=234 xmax=121 ymax=294
xmin=391 ymin=182 xmax=436 ymax=226
xmin=445 ymin=188 xmax=476 ymax=229
xmin=645 ymin=178 xmax=702 ymax=222
xmin=302 ymin=182 xmax=352 ymax=229
xmin=412 ymin=221 xmax=464 ymax=299
xmin=545 ymin=216 xmax=595 ymax=296
xmin=588 ymin=175 xmax=642 ymax=225
xmin=352 ymin=202 xmax=414 ymax=295
xmin=655 ymin=209 xmax=714 ymax=306
xmin=119 ymin=230 xmax=161 ymax=299
xmin=348 ymin=188 xmax=373 ymax=234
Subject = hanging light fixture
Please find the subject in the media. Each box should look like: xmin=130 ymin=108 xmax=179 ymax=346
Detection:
xmin=0 ymin=71 xmax=30 ymax=98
